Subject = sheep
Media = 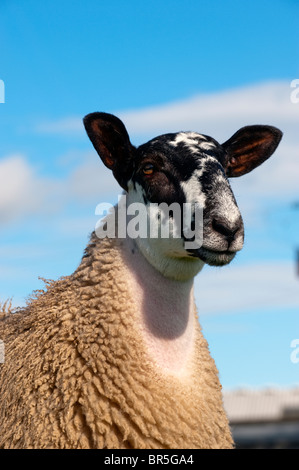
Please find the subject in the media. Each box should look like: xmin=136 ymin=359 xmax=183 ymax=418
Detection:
xmin=0 ymin=113 xmax=282 ymax=449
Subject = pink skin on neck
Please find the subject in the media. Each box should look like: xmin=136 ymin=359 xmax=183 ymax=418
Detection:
xmin=122 ymin=237 xmax=197 ymax=377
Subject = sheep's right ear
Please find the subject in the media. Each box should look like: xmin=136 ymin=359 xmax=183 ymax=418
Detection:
xmin=83 ymin=112 xmax=136 ymax=190
xmin=222 ymin=125 xmax=283 ymax=177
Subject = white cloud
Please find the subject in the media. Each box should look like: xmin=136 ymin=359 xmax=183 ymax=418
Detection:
xmin=35 ymin=80 xmax=299 ymax=141
xmin=36 ymin=116 xmax=84 ymax=135
xmin=118 ymin=80 xmax=299 ymax=141
xmin=67 ymin=151 xmax=119 ymax=201
xmin=0 ymin=151 xmax=120 ymax=228
xmin=194 ymin=261 xmax=299 ymax=316
xmin=0 ymin=155 xmax=52 ymax=224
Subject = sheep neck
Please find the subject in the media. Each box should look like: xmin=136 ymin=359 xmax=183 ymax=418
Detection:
xmin=122 ymin=237 xmax=196 ymax=378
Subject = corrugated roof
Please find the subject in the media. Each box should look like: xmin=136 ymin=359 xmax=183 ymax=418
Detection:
xmin=223 ymin=388 xmax=299 ymax=423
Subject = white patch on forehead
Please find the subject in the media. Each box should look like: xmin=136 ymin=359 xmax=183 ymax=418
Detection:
xmin=180 ymin=169 xmax=206 ymax=208
xmin=169 ymin=132 xmax=204 ymax=146
xmin=199 ymin=141 xmax=216 ymax=151
xmin=169 ymin=133 xmax=201 ymax=154
xmin=169 ymin=132 xmax=216 ymax=154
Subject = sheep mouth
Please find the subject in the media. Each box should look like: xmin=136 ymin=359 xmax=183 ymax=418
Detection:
xmin=187 ymin=246 xmax=236 ymax=266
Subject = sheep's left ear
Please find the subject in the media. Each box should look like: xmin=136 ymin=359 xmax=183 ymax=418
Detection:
xmin=222 ymin=125 xmax=283 ymax=177
xmin=83 ymin=112 xmax=136 ymax=190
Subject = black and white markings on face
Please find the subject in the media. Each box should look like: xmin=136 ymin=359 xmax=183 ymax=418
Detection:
xmin=130 ymin=131 xmax=228 ymax=208
xmin=127 ymin=131 xmax=244 ymax=267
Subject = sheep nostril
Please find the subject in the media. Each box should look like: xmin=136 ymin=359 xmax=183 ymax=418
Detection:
xmin=212 ymin=218 xmax=241 ymax=243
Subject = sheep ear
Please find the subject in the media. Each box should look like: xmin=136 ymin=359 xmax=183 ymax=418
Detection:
xmin=83 ymin=112 xmax=136 ymax=190
xmin=222 ymin=125 xmax=283 ymax=177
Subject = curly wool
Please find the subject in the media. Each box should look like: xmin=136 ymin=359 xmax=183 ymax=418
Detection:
xmin=0 ymin=233 xmax=233 ymax=449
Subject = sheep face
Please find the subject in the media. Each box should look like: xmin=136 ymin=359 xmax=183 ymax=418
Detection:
xmin=84 ymin=113 xmax=282 ymax=277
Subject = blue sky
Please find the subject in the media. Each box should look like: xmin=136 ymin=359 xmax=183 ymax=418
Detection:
xmin=0 ymin=0 xmax=299 ymax=389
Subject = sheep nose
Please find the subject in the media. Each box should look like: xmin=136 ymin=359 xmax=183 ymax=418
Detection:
xmin=212 ymin=217 xmax=242 ymax=244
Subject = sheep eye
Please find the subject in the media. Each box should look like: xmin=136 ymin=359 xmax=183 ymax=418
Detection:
xmin=142 ymin=163 xmax=155 ymax=175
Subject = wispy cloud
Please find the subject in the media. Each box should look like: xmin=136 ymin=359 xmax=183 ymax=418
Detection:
xmin=36 ymin=116 xmax=85 ymax=135
xmin=118 ymin=81 xmax=299 ymax=141
xmin=0 ymin=150 xmax=119 ymax=228
xmin=35 ymin=80 xmax=299 ymax=141
xmin=0 ymin=155 xmax=54 ymax=224
xmin=67 ymin=152 xmax=119 ymax=201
